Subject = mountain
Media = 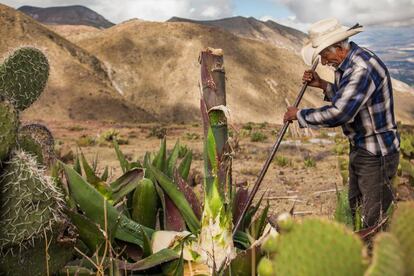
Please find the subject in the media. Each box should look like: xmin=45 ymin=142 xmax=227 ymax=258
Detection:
xmin=168 ymin=16 xmax=306 ymax=53
xmin=0 ymin=4 xmax=153 ymax=123
xmin=74 ymin=19 xmax=325 ymax=123
xmin=1 ymin=4 xmax=413 ymax=124
xmin=17 ymin=5 xmax=114 ymax=29
xmin=353 ymin=25 xmax=414 ymax=87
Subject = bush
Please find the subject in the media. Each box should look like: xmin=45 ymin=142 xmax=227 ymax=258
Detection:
xmin=98 ymin=129 xmax=128 ymax=146
xmin=185 ymin=132 xmax=200 ymax=140
xmin=304 ymin=156 xmax=316 ymax=168
xmin=147 ymin=125 xmax=166 ymax=139
xmin=275 ymin=155 xmax=291 ymax=167
xmin=242 ymin=122 xmax=254 ymax=131
xmin=250 ymin=131 xmax=267 ymax=142
xmin=77 ymin=135 xmax=95 ymax=147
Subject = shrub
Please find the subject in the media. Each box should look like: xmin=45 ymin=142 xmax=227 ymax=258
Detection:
xmin=250 ymin=131 xmax=267 ymax=142
xmin=275 ymin=155 xmax=291 ymax=167
xmin=304 ymin=156 xmax=316 ymax=168
xmin=76 ymin=135 xmax=95 ymax=147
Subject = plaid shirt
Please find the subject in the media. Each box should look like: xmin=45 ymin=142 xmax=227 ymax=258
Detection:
xmin=297 ymin=42 xmax=400 ymax=156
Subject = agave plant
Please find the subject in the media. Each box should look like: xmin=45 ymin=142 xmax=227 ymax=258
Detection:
xmin=59 ymin=48 xmax=270 ymax=275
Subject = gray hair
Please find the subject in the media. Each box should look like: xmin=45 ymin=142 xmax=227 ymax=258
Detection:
xmin=328 ymin=39 xmax=350 ymax=53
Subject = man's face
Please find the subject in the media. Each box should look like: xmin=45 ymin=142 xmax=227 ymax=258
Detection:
xmin=319 ymin=46 xmax=343 ymax=69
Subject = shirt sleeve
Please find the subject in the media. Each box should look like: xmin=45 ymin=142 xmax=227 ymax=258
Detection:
xmin=297 ymin=66 xmax=375 ymax=128
xmin=323 ymin=83 xmax=335 ymax=102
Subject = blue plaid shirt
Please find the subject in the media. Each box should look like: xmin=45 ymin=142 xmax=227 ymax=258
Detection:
xmin=297 ymin=42 xmax=400 ymax=156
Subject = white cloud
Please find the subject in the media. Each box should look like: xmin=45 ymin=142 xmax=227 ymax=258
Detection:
xmin=275 ymin=0 xmax=414 ymax=27
xmin=260 ymin=15 xmax=310 ymax=32
xmin=1 ymin=0 xmax=234 ymax=22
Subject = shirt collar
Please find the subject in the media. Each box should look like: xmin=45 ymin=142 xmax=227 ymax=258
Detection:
xmin=337 ymin=41 xmax=358 ymax=72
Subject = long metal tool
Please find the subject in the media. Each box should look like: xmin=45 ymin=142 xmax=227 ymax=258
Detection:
xmin=232 ymin=59 xmax=319 ymax=236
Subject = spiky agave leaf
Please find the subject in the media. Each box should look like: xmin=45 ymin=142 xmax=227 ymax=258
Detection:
xmin=199 ymin=125 xmax=235 ymax=270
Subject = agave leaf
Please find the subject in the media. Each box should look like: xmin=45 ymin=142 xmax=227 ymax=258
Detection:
xmin=166 ymin=140 xmax=180 ymax=177
xmin=142 ymin=226 xmax=153 ymax=258
xmin=163 ymin=246 xmax=185 ymax=276
xmin=92 ymin=152 xmax=99 ymax=172
xmin=149 ymin=163 xmax=200 ymax=234
xmin=100 ymin=165 xmax=109 ymax=181
xmin=66 ymin=209 xmax=106 ymax=253
xmin=233 ymin=231 xmax=251 ymax=250
xmin=132 ymin=178 xmax=159 ymax=229
xmin=113 ymin=140 xmax=129 ymax=173
xmin=173 ymin=170 xmax=202 ymax=220
xmin=249 ymin=201 xmax=270 ymax=240
xmin=178 ymin=150 xmax=192 ymax=181
xmin=62 ymin=163 xmax=153 ymax=248
xmin=232 ymin=186 xmax=249 ymax=226
xmin=155 ymin=137 xmax=167 ymax=172
xmin=205 ymin=126 xmax=218 ymax=175
xmin=241 ymin=193 xmax=265 ymax=231
xmin=118 ymin=248 xmax=179 ymax=271
xmin=155 ymin=181 xmax=186 ymax=232
xmin=110 ymin=168 xmax=143 ymax=204
xmin=80 ymin=152 xmax=101 ymax=185
xmin=73 ymin=154 xmax=82 ymax=175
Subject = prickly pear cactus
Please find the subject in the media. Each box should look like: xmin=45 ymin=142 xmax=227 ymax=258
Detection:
xmin=389 ymin=201 xmax=414 ymax=275
xmin=0 ymin=47 xmax=49 ymax=111
xmin=0 ymin=100 xmax=18 ymax=161
xmin=365 ymin=233 xmax=405 ymax=276
xmin=17 ymin=123 xmax=55 ymax=166
xmin=264 ymin=218 xmax=366 ymax=276
xmin=0 ymin=150 xmax=64 ymax=249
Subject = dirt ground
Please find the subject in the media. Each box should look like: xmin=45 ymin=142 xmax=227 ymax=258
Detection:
xmin=36 ymin=119 xmax=414 ymax=221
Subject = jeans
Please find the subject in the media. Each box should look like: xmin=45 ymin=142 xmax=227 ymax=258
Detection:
xmin=348 ymin=146 xmax=399 ymax=228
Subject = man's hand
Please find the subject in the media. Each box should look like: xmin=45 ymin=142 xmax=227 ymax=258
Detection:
xmin=302 ymin=70 xmax=327 ymax=90
xmin=283 ymin=106 xmax=299 ymax=123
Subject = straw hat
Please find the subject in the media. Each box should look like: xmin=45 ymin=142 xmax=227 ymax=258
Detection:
xmin=301 ymin=18 xmax=364 ymax=65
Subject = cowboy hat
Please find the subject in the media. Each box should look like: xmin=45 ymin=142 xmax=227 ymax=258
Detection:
xmin=301 ymin=18 xmax=364 ymax=65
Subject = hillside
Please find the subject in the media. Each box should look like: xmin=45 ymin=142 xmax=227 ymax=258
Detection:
xmin=18 ymin=5 xmax=114 ymax=29
xmin=168 ymin=16 xmax=307 ymax=53
xmin=1 ymin=4 xmax=413 ymax=125
xmin=75 ymin=19 xmax=325 ymax=123
xmin=0 ymin=4 xmax=154 ymax=123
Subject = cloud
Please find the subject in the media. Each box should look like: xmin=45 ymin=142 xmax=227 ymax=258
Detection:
xmin=260 ymin=15 xmax=310 ymax=32
xmin=274 ymin=0 xmax=414 ymax=27
xmin=1 ymin=0 xmax=234 ymax=22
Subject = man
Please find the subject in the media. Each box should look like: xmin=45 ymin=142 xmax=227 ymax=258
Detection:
xmin=283 ymin=18 xmax=400 ymax=229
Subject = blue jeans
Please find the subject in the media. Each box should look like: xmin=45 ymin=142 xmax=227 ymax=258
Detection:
xmin=348 ymin=147 xmax=399 ymax=228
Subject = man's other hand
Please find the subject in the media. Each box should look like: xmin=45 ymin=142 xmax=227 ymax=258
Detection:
xmin=283 ymin=106 xmax=299 ymax=123
xmin=302 ymin=70 xmax=327 ymax=90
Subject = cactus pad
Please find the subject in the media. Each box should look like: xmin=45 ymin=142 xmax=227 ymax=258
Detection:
xmin=365 ymin=232 xmax=405 ymax=276
xmin=0 ymin=100 xmax=18 ymax=161
xmin=0 ymin=150 xmax=64 ymax=250
xmin=389 ymin=201 xmax=414 ymax=275
xmin=0 ymin=47 xmax=49 ymax=110
xmin=17 ymin=123 xmax=55 ymax=166
xmin=271 ymin=218 xmax=366 ymax=276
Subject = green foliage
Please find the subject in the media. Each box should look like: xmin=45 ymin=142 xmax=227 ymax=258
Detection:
xmin=365 ymin=233 xmax=405 ymax=276
xmin=132 ymin=178 xmax=158 ymax=229
xmin=0 ymin=47 xmax=49 ymax=111
xmin=98 ymin=128 xmax=128 ymax=145
xmin=389 ymin=202 xmax=414 ymax=274
xmin=76 ymin=135 xmax=96 ymax=147
xmin=185 ymin=132 xmax=200 ymax=140
xmin=257 ymin=257 xmax=274 ymax=276
xmin=250 ymin=131 xmax=267 ymax=142
xmin=0 ymin=150 xmax=65 ymax=250
xmin=334 ymin=189 xmax=353 ymax=228
xmin=147 ymin=125 xmax=166 ymax=139
xmin=0 ymin=101 xmax=18 ymax=161
xmin=274 ymin=155 xmax=291 ymax=167
xmin=17 ymin=123 xmax=55 ymax=166
xmin=242 ymin=122 xmax=254 ymax=131
xmin=400 ymin=133 xmax=414 ymax=159
xmin=304 ymin=155 xmax=316 ymax=168
xmin=262 ymin=218 xmax=366 ymax=276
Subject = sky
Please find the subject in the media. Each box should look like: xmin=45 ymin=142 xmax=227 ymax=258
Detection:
xmin=1 ymin=0 xmax=413 ymax=32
